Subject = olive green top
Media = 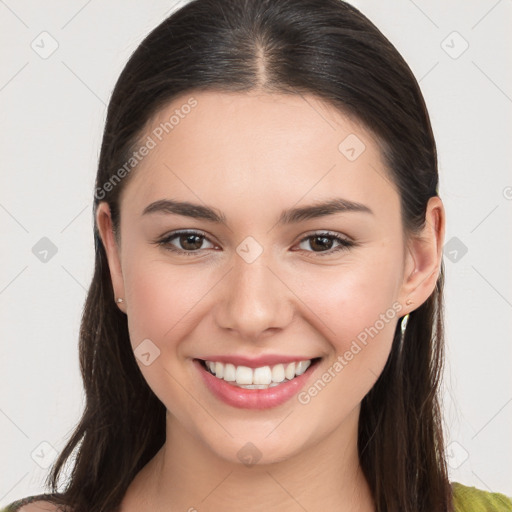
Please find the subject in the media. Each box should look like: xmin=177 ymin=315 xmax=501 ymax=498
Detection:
xmin=1 ymin=482 xmax=511 ymax=511
xmin=451 ymin=482 xmax=512 ymax=511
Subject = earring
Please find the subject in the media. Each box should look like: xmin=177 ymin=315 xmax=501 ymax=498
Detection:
xmin=116 ymin=298 xmax=124 ymax=304
xmin=405 ymin=299 xmax=413 ymax=306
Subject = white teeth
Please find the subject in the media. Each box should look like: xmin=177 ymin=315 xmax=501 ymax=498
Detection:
xmin=295 ymin=360 xmax=311 ymax=375
xmin=215 ymin=362 xmax=224 ymax=379
xmin=223 ymin=363 xmax=236 ymax=382
xmin=253 ymin=366 xmax=272 ymax=385
xmin=285 ymin=362 xmax=296 ymax=380
xmin=203 ymin=359 xmax=314 ymax=387
xmin=271 ymin=364 xmax=285 ymax=383
xmin=235 ymin=365 xmax=253 ymax=385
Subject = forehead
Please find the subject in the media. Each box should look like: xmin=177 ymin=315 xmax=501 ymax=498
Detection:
xmin=120 ymin=90 xmax=397 ymax=218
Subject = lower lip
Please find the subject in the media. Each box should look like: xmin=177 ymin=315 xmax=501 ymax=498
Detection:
xmin=193 ymin=359 xmax=319 ymax=410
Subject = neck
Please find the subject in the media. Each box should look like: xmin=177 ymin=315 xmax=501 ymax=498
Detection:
xmin=123 ymin=406 xmax=374 ymax=512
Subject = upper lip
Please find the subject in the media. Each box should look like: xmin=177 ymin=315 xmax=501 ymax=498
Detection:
xmin=195 ymin=354 xmax=319 ymax=368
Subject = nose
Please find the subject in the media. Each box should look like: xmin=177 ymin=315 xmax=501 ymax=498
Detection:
xmin=214 ymin=251 xmax=295 ymax=341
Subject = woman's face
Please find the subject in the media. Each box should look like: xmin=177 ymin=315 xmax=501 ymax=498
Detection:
xmin=98 ymin=90 xmax=442 ymax=465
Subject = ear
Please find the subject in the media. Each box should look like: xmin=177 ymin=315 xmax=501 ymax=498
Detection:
xmin=399 ymin=196 xmax=445 ymax=313
xmin=96 ymin=202 xmax=126 ymax=313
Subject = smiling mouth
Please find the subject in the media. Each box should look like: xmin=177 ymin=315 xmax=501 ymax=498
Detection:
xmin=196 ymin=358 xmax=322 ymax=389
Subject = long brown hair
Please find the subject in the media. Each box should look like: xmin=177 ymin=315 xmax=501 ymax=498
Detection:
xmin=44 ymin=0 xmax=452 ymax=510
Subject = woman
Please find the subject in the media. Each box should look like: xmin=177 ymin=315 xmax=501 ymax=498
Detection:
xmin=3 ymin=0 xmax=511 ymax=511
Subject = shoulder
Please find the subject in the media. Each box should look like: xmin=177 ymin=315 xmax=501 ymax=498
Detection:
xmin=452 ymin=482 xmax=512 ymax=511
xmin=1 ymin=495 xmax=62 ymax=512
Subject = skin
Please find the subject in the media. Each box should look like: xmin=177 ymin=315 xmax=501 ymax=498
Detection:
xmin=94 ymin=90 xmax=444 ymax=512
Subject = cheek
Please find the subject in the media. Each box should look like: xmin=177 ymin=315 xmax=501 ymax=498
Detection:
xmin=121 ymin=257 xmax=217 ymax=421
xmin=292 ymin=268 xmax=401 ymax=427
xmin=289 ymin=251 xmax=403 ymax=394
xmin=297 ymin=255 xmax=402 ymax=342
xmin=123 ymin=258 xmax=210 ymax=350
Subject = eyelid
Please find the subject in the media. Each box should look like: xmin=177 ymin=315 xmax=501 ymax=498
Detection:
xmin=297 ymin=229 xmax=353 ymax=244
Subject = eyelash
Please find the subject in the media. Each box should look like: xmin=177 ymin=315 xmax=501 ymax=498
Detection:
xmin=155 ymin=229 xmax=355 ymax=257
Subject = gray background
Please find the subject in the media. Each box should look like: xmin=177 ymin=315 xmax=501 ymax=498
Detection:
xmin=1 ymin=0 xmax=511 ymax=505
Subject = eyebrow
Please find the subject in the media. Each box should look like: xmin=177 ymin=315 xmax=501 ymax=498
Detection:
xmin=142 ymin=197 xmax=373 ymax=225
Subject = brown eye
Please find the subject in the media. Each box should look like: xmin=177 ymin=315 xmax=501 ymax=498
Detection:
xmin=157 ymin=230 xmax=216 ymax=255
xmin=297 ymin=231 xmax=354 ymax=256
xmin=179 ymin=233 xmax=205 ymax=251
xmin=309 ymin=235 xmax=335 ymax=252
